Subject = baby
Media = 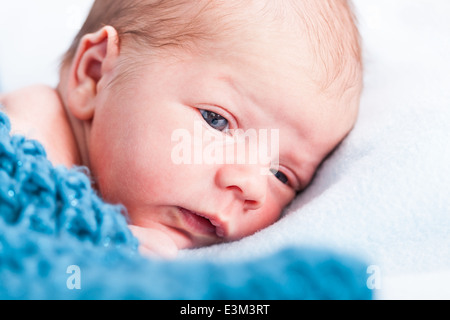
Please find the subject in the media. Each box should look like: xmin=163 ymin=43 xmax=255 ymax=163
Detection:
xmin=0 ymin=0 xmax=362 ymax=258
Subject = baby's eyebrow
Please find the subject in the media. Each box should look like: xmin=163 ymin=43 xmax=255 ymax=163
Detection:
xmin=217 ymin=75 xmax=245 ymax=99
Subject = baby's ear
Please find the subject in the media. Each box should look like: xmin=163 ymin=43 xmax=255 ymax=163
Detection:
xmin=66 ymin=26 xmax=120 ymax=121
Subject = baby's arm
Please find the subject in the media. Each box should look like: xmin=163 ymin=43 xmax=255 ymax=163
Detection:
xmin=128 ymin=225 xmax=178 ymax=259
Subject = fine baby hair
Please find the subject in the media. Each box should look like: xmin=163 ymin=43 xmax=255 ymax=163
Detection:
xmin=61 ymin=0 xmax=362 ymax=94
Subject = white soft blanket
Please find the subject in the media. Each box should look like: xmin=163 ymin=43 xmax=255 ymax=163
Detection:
xmin=1 ymin=0 xmax=449 ymax=299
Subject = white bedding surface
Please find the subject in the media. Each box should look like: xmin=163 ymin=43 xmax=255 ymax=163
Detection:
xmin=379 ymin=271 xmax=450 ymax=300
xmin=1 ymin=0 xmax=449 ymax=299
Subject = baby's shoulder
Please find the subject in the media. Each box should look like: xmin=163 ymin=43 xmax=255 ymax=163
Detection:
xmin=1 ymin=84 xmax=59 ymax=107
xmin=0 ymin=85 xmax=62 ymax=131
xmin=0 ymin=85 xmax=80 ymax=167
xmin=1 ymin=84 xmax=59 ymax=114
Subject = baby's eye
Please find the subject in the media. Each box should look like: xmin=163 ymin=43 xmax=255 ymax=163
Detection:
xmin=200 ymin=109 xmax=229 ymax=132
xmin=270 ymin=168 xmax=289 ymax=185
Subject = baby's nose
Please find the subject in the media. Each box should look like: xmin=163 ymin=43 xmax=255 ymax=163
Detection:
xmin=215 ymin=164 xmax=267 ymax=211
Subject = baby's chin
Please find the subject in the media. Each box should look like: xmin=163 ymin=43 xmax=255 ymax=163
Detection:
xmin=167 ymin=226 xmax=226 ymax=251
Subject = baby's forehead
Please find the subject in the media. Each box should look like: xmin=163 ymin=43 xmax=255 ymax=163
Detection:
xmin=192 ymin=0 xmax=360 ymax=93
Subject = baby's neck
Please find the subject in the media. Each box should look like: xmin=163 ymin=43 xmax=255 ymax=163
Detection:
xmin=0 ymin=84 xmax=81 ymax=168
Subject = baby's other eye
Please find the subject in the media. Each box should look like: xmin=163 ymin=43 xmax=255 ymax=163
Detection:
xmin=270 ymin=168 xmax=289 ymax=185
xmin=200 ymin=109 xmax=229 ymax=132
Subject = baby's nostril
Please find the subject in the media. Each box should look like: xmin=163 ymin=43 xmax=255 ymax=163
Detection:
xmin=244 ymin=199 xmax=260 ymax=210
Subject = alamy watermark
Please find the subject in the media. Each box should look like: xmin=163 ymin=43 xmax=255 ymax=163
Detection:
xmin=66 ymin=265 xmax=81 ymax=290
xmin=366 ymin=265 xmax=382 ymax=290
xmin=171 ymin=121 xmax=280 ymax=174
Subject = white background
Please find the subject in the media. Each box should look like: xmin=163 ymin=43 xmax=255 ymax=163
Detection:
xmin=0 ymin=0 xmax=93 ymax=92
xmin=1 ymin=0 xmax=449 ymax=92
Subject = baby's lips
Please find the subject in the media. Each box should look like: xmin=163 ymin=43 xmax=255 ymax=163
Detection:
xmin=178 ymin=206 xmax=230 ymax=239
xmin=190 ymin=209 xmax=228 ymax=238
xmin=208 ymin=217 xmax=227 ymax=238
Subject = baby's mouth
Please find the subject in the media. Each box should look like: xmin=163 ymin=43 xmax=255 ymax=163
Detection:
xmin=177 ymin=207 xmax=225 ymax=238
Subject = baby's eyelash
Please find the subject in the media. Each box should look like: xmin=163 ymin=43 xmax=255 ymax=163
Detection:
xmin=270 ymin=168 xmax=289 ymax=185
xmin=200 ymin=109 xmax=230 ymax=132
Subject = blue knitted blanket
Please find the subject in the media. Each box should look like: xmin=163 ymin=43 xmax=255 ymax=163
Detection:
xmin=0 ymin=110 xmax=371 ymax=300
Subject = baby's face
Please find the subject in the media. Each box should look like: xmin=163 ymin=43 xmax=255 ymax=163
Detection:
xmin=87 ymin=25 xmax=359 ymax=250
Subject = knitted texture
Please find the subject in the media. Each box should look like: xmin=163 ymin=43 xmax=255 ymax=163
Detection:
xmin=0 ymin=111 xmax=138 ymax=250
xmin=0 ymin=110 xmax=372 ymax=300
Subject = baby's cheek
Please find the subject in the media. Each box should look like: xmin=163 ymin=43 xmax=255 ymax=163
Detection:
xmin=230 ymin=197 xmax=284 ymax=241
xmin=91 ymin=146 xmax=143 ymax=205
xmin=112 ymin=147 xmax=177 ymax=203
